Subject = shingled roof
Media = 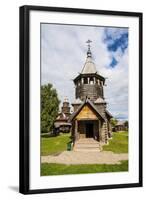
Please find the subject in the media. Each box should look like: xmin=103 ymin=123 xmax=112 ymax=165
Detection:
xmin=81 ymin=56 xmax=97 ymax=74
xmin=72 ymin=98 xmax=83 ymax=105
xmin=94 ymin=97 xmax=106 ymax=104
xmin=105 ymin=110 xmax=113 ymax=118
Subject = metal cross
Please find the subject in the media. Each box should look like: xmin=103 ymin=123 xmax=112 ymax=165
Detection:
xmin=86 ymin=39 xmax=92 ymax=44
xmin=86 ymin=39 xmax=92 ymax=50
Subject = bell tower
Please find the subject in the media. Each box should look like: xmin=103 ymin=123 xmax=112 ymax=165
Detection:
xmin=61 ymin=97 xmax=70 ymax=117
xmin=73 ymin=40 xmax=105 ymax=102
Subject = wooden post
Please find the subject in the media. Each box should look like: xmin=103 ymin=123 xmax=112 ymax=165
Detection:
xmin=94 ymin=77 xmax=96 ymax=84
xmin=81 ymin=78 xmax=84 ymax=84
xmin=98 ymin=120 xmax=101 ymax=141
xmin=98 ymin=79 xmax=100 ymax=85
xmin=75 ymin=120 xmax=78 ymax=141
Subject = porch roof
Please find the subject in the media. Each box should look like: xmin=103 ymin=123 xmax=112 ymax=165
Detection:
xmin=69 ymin=98 xmax=105 ymax=121
xmin=105 ymin=109 xmax=113 ymax=118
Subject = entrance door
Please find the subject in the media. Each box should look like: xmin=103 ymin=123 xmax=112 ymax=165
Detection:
xmin=86 ymin=123 xmax=93 ymax=138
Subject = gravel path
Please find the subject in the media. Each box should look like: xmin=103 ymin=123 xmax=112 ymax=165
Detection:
xmin=41 ymin=151 xmax=128 ymax=165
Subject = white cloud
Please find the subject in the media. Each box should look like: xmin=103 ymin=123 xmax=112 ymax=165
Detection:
xmin=41 ymin=24 xmax=128 ymax=120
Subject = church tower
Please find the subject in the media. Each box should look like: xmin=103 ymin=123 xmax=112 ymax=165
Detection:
xmin=61 ymin=97 xmax=70 ymax=117
xmin=70 ymin=40 xmax=112 ymax=145
xmin=73 ymin=40 xmax=105 ymax=102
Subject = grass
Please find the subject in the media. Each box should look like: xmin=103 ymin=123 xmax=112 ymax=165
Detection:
xmin=41 ymin=160 xmax=128 ymax=176
xmin=41 ymin=131 xmax=128 ymax=175
xmin=41 ymin=133 xmax=71 ymax=156
xmin=103 ymin=131 xmax=128 ymax=153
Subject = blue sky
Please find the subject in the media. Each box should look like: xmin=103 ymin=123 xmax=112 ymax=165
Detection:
xmin=41 ymin=24 xmax=128 ymax=120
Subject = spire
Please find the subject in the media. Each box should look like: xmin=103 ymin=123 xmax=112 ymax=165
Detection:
xmin=81 ymin=40 xmax=97 ymax=74
xmin=64 ymin=96 xmax=69 ymax=102
xmin=86 ymin=39 xmax=92 ymax=57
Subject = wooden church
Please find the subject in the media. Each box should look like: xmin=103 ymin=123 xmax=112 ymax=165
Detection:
xmin=54 ymin=98 xmax=71 ymax=134
xmin=70 ymin=40 xmax=112 ymax=145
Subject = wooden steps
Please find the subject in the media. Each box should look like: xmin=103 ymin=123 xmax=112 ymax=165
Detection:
xmin=73 ymin=138 xmax=101 ymax=152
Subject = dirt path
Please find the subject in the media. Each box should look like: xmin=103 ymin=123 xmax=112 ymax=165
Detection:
xmin=41 ymin=151 xmax=128 ymax=165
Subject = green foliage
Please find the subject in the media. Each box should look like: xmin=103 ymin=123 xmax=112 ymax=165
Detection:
xmin=41 ymin=134 xmax=71 ymax=156
xmin=124 ymin=120 xmax=129 ymax=128
xmin=110 ymin=118 xmax=118 ymax=127
xmin=41 ymin=160 xmax=128 ymax=176
xmin=103 ymin=131 xmax=128 ymax=153
xmin=41 ymin=83 xmax=60 ymax=133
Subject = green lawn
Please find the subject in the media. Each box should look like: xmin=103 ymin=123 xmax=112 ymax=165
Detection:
xmin=41 ymin=131 xmax=128 ymax=175
xmin=41 ymin=160 xmax=128 ymax=176
xmin=41 ymin=133 xmax=71 ymax=156
xmin=103 ymin=131 xmax=128 ymax=153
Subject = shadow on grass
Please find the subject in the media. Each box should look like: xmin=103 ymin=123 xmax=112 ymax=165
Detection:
xmin=41 ymin=133 xmax=72 ymax=140
xmin=41 ymin=134 xmax=56 ymax=138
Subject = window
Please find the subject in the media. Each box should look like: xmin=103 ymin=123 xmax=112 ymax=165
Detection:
xmin=89 ymin=77 xmax=94 ymax=84
xmin=84 ymin=77 xmax=88 ymax=84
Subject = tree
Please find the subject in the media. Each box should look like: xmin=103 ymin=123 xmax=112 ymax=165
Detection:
xmin=124 ymin=120 xmax=129 ymax=130
xmin=41 ymin=83 xmax=60 ymax=133
xmin=110 ymin=118 xmax=118 ymax=128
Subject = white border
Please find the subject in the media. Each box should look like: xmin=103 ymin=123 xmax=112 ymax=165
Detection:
xmin=29 ymin=10 xmax=139 ymax=190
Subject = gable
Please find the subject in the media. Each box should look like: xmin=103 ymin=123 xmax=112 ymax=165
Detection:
xmin=75 ymin=104 xmax=98 ymax=120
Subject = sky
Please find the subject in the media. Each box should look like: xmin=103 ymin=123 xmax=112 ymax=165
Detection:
xmin=41 ymin=23 xmax=128 ymax=120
